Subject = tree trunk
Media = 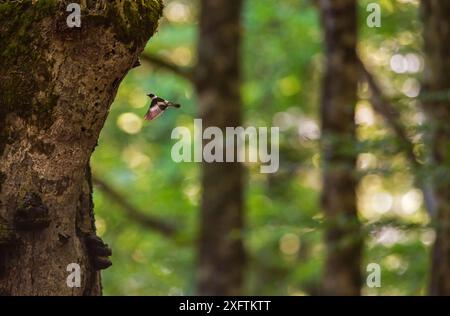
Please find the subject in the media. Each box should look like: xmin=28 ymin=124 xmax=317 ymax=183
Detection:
xmin=420 ymin=0 xmax=450 ymax=296
xmin=196 ymin=0 xmax=245 ymax=295
xmin=318 ymin=0 xmax=361 ymax=295
xmin=0 ymin=0 xmax=162 ymax=295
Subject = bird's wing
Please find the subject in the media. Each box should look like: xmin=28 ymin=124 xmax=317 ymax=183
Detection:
xmin=155 ymin=98 xmax=169 ymax=109
xmin=145 ymin=104 xmax=164 ymax=121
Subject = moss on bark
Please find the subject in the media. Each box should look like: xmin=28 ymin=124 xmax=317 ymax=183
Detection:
xmin=0 ymin=0 xmax=163 ymax=295
xmin=0 ymin=0 xmax=163 ymax=156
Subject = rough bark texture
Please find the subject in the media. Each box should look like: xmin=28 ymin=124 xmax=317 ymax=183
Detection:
xmin=420 ymin=0 xmax=450 ymax=296
xmin=196 ymin=0 xmax=245 ymax=296
xmin=0 ymin=0 xmax=162 ymax=295
xmin=318 ymin=0 xmax=361 ymax=295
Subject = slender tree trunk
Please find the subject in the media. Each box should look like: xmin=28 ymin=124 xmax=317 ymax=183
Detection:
xmin=420 ymin=0 xmax=450 ymax=296
xmin=318 ymin=0 xmax=361 ymax=295
xmin=0 ymin=0 xmax=162 ymax=295
xmin=196 ymin=0 xmax=245 ymax=295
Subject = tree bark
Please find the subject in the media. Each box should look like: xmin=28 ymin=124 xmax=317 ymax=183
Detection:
xmin=196 ymin=0 xmax=245 ymax=296
xmin=420 ymin=0 xmax=450 ymax=296
xmin=318 ymin=0 xmax=361 ymax=295
xmin=0 ymin=0 xmax=162 ymax=295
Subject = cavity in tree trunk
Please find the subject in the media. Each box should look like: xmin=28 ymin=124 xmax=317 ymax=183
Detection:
xmin=196 ymin=0 xmax=245 ymax=296
xmin=318 ymin=0 xmax=362 ymax=295
xmin=420 ymin=0 xmax=450 ymax=296
xmin=0 ymin=0 xmax=162 ymax=295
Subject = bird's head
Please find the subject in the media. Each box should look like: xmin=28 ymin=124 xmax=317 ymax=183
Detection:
xmin=147 ymin=93 xmax=155 ymax=98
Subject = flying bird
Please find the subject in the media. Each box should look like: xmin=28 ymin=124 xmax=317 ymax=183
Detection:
xmin=144 ymin=93 xmax=181 ymax=121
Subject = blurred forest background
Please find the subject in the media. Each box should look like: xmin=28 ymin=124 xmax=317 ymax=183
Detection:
xmin=90 ymin=0 xmax=443 ymax=295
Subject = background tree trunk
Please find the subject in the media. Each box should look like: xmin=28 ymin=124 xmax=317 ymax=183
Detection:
xmin=0 ymin=0 xmax=162 ymax=295
xmin=318 ymin=0 xmax=362 ymax=295
xmin=196 ymin=0 xmax=245 ymax=296
xmin=420 ymin=0 xmax=450 ymax=296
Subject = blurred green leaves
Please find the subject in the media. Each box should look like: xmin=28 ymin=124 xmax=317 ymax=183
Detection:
xmin=92 ymin=0 xmax=430 ymax=295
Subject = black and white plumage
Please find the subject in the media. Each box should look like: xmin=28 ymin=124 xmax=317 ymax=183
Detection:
xmin=144 ymin=93 xmax=181 ymax=121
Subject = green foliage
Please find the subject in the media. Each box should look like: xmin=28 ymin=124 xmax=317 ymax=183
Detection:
xmin=92 ymin=0 xmax=431 ymax=295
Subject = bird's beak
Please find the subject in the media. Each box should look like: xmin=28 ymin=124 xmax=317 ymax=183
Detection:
xmin=146 ymin=94 xmax=151 ymax=97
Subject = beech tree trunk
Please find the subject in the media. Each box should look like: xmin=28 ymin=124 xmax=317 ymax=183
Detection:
xmin=318 ymin=0 xmax=361 ymax=295
xmin=196 ymin=0 xmax=245 ymax=295
xmin=0 ymin=0 xmax=162 ymax=295
xmin=420 ymin=0 xmax=450 ymax=296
